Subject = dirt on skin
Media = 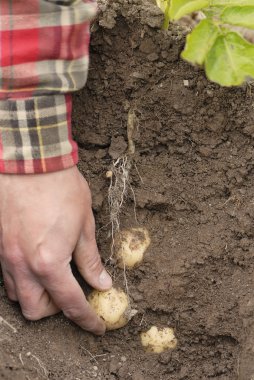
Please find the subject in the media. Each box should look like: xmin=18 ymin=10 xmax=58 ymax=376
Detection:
xmin=1 ymin=1 xmax=254 ymax=379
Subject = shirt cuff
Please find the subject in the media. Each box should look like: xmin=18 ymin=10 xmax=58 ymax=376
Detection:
xmin=0 ymin=94 xmax=78 ymax=174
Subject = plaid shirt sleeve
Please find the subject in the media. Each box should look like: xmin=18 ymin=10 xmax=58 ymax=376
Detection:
xmin=0 ymin=0 xmax=96 ymax=174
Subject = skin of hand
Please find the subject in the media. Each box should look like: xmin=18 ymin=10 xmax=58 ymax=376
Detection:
xmin=0 ymin=166 xmax=112 ymax=335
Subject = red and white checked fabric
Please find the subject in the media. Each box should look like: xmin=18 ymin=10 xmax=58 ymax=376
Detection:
xmin=0 ymin=0 xmax=96 ymax=174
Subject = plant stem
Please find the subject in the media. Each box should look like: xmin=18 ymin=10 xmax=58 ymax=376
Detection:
xmin=162 ymin=0 xmax=170 ymax=30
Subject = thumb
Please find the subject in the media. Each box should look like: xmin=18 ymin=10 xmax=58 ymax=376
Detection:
xmin=74 ymin=232 xmax=112 ymax=291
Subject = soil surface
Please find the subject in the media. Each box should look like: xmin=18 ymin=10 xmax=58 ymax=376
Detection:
xmin=1 ymin=1 xmax=254 ymax=379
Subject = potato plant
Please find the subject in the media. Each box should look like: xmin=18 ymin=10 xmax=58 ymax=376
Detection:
xmin=156 ymin=0 xmax=254 ymax=86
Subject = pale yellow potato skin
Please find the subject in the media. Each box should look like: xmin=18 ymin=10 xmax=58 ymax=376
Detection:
xmin=115 ymin=227 xmax=151 ymax=269
xmin=141 ymin=326 xmax=177 ymax=353
xmin=88 ymin=288 xmax=130 ymax=330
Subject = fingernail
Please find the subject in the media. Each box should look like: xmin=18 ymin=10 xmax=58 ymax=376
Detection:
xmin=99 ymin=270 xmax=112 ymax=289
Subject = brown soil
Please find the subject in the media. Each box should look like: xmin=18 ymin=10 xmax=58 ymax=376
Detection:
xmin=1 ymin=1 xmax=254 ymax=379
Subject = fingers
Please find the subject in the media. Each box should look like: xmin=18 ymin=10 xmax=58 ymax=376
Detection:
xmin=21 ymin=291 xmax=59 ymax=321
xmin=40 ymin=265 xmax=106 ymax=335
xmin=13 ymin=273 xmax=60 ymax=320
xmin=75 ymin=234 xmax=112 ymax=291
xmin=74 ymin=209 xmax=112 ymax=291
xmin=2 ymin=261 xmax=60 ymax=319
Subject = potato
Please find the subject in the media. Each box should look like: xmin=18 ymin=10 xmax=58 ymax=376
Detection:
xmin=140 ymin=326 xmax=177 ymax=353
xmin=115 ymin=227 xmax=151 ymax=269
xmin=88 ymin=287 xmax=133 ymax=330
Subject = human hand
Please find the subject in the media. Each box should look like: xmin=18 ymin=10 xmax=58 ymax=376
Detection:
xmin=0 ymin=167 xmax=112 ymax=335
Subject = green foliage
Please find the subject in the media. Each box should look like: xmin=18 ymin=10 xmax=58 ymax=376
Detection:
xmin=156 ymin=0 xmax=254 ymax=86
xmin=169 ymin=0 xmax=209 ymax=21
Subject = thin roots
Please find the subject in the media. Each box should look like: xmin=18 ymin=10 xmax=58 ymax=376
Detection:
xmin=122 ymin=261 xmax=130 ymax=298
xmin=107 ymin=107 xmax=138 ymax=249
xmin=26 ymin=352 xmax=48 ymax=378
xmin=108 ymin=155 xmax=130 ymax=233
xmin=106 ymin=108 xmax=139 ymax=295
xmin=107 ymin=155 xmax=137 ymax=259
xmin=0 ymin=316 xmax=17 ymax=333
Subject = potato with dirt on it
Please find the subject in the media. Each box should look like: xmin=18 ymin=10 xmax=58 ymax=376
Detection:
xmin=88 ymin=287 xmax=134 ymax=331
xmin=140 ymin=326 xmax=177 ymax=353
xmin=115 ymin=227 xmax=151 ymax=269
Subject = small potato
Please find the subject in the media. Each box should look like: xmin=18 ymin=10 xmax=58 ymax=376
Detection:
xmin=106 ymin=170 xmax=113 ymax=178
xmin=88 ymin=287 xmax=131 ymax=330
xmin=140 ymin=326 xmax=177 ymax=353
xmin=115 ymin=227 xmax=151 ymax=269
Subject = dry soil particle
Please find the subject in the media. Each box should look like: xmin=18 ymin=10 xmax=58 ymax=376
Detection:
xmin=1 ymin=1 xmax=254 ymax=379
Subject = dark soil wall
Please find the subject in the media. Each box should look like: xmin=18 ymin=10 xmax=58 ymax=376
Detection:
xmin=1 ymin=1 xmax=254 ymax=379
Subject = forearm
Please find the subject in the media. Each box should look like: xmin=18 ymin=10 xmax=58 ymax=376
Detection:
xmin=0 ymin=0 xmax=96 ymax=174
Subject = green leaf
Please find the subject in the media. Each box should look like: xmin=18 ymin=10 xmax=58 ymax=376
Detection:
xmin=211 ymin=0 xmax=254 ymax=6
xmin=169 ymin=0 xmax=209 ymax=20
xmin=221 ymin=6 xmax=254 ymax=29
xmin=205 ymin=32 xmax=254 ymax=86
xmin=182 ymin=19 xmax=220 ymax=65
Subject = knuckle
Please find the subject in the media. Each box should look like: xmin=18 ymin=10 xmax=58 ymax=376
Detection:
xmin=19 ymin=291 xmax=35 ymax=307
xmin=86 ymin=250 xmax=102 ymax=272
xmin=63 ymin=307 xmax=83 ymax=322
xmin=32 ymin=247 xmax=55 ymax=278
xmin=4 ymin=245 xmax=24 ymax=266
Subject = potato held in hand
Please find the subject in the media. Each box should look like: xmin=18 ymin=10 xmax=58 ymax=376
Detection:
xmin=88 ymin=288 xmax=132 ymax=331
xmin=115 ymin=227 xmax=151 ymax=269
